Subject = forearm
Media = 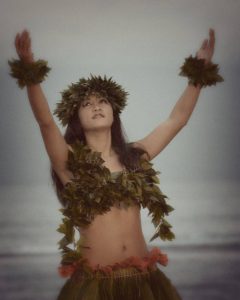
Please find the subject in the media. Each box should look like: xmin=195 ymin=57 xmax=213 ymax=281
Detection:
xmin=169 ymin=83 xmax=202 ymax=125
xmin=26 ymin=84 xmax=54 ymax=126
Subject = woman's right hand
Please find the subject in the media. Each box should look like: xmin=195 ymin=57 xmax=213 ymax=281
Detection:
xmin=15 ymin=29 xmax=34 ymax=63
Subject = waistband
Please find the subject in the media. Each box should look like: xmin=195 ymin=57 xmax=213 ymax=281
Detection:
xmin=76 ymin=265 xmax=158 ymax=280
xmin=58 ymin=246 xmax=168 ymax=278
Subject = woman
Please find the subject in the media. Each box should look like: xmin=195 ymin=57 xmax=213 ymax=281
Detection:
xmin=9 ymin=28 xmax=223 ymax=299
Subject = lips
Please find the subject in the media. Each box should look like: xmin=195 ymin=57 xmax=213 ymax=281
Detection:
xmin=93 ymin=113 xmax=104 ymax=119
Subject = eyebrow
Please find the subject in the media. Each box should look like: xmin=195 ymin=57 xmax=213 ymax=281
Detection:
xmin=83 ymin=97 xmax=108 ymax=103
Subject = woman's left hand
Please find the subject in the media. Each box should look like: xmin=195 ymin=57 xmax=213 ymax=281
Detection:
xmin=196 ymin=28 xmax=215 ymax=65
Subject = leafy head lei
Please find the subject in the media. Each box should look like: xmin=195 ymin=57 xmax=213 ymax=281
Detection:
xmin=53 ymin=74 xmax=129 ymax=127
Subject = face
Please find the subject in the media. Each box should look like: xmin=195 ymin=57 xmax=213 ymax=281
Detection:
xmin=78 ymin=93 xmax=114 ymax=131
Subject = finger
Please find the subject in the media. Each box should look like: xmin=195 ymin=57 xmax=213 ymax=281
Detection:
xmin=26 ymin=31 xmax=32 ymax=52
xmin=18 ymin=31 xmax=25 ymax=50
xmin=22 ymin=31 xmax=29 ymax=52
xmin=209 ymin=28 xmax=215 ymax=36
xmin=14 ymin=33 xmax=20 ymax=50
xmin=21 ymin=30 xmax=29 ymax=52
xmin=26 ymin=35 xmax=32 ymax=54
xmin=15 ymin=34 xmax=22 ymax=56
xmin=209 ymin=28 xmax=215 ymax=50
xmin=25 ymin=35 xmax=31 ymax=52
xmin=201 ymin=39 xmax=208 ymax=49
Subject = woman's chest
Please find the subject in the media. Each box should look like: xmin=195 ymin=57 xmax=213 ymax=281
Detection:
xmin=79 ymin=203 xmax=142 ymax=237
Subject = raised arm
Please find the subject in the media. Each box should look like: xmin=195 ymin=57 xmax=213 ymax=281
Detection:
xmin=12 ymin=30 xmax=73 ymax=183
xmin=133 ymin=28 xmax=223 ymax=161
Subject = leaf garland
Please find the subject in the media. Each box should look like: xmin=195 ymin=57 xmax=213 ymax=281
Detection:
xmin=57 ymin=139 xmax=176 ymax=266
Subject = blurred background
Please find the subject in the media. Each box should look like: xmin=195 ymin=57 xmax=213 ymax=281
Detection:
xmin=0 ymin=0 xmax=239 ymax=299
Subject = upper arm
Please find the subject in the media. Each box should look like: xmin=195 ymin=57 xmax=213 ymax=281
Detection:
xmin=39 ymin=120 xmax=73 ymax=173
xmin=132 ymin=118 xmax=185 ymax=161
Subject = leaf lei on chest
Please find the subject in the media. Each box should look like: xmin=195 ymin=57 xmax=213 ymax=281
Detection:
xmin=57 ymin=139 xmax=175 ymax=266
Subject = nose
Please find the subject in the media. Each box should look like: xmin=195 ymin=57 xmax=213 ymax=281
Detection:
xmin=93 ymin=103 xmax=101 ymax=111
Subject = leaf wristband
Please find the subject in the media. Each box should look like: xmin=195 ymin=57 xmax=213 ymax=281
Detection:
xmin=8 ymin=58 xmax=51 ymax=89
xmin=179 ymin=55 xmax=224 ymax=88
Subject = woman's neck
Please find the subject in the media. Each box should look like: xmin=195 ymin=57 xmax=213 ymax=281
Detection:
xmin=85 ymin=131 xmax=115 ymax=159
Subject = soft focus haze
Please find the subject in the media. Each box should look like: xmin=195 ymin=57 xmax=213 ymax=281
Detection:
xmin=1 ymin=3 xmax=240 ymax=299
xmin=1 ymin=0 xmax=239 ymax=185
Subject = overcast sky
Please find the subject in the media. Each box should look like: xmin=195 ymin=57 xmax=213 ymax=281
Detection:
xmin=0 ymin=0 xmax=239 ymax=185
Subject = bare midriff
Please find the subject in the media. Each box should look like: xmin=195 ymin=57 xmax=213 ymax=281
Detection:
xmin=78 ymin=202 xmax=149 ymax=267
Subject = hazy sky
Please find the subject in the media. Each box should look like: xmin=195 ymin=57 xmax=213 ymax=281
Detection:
xmin=1 ymin=0 xmax=239 ymax=185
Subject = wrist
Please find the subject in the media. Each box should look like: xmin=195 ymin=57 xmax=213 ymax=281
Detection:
xmin=196 ymin=54 xmax=210 ymax=66
xmin=8 ymin=58 xmax=51 ymax=89
xmin=188 ymin=82 xmax=202 ymax=90
xmin=179 ymin=55 xmax=224 ymax=88
xmin=20 ymin=54 xmax=35 ymax=64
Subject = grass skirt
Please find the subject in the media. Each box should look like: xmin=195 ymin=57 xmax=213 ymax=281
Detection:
xmin=56 ymin=247 xmax=182 ymax=300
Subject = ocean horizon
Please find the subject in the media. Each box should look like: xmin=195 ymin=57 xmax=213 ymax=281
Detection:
xmin=0 ymin=180 xmax=239 ymax=255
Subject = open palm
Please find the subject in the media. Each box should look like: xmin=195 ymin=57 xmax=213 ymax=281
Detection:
xmin=15 ymin=29 xmax=34 ymax=63
xmin=196 ymin=28 xmax=215 ymax=65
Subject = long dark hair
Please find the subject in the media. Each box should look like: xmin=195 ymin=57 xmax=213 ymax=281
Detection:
xmin=50 ymin=105 xmax=150 ymax=206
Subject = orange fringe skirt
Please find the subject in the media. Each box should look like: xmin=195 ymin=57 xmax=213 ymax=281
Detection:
xmin=56 ymin=247 xmax=182 ymax=300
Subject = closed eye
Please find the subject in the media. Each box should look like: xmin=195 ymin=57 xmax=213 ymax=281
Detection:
xmin=100 ymin=98 xmax=109 ymax=103
xmin=82 ymin=102 xmax=90 ymax=107
xmin=82 ymin=98 xmax=109 ymax=107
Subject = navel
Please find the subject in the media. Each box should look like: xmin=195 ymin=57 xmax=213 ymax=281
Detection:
xmin=122 ymin=244 xmax=127 ymax=251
